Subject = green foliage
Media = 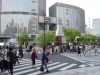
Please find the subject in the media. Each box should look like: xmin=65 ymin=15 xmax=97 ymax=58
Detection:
xmin=17 ymin=33 xmax=31 ymax=44
xmin=62 ymin=27 xmax=81 ymax=42
xmin=77 ymin=34 xmax=99 ymax=44
xmin=36 ymin=31 xmax=56 ymax=46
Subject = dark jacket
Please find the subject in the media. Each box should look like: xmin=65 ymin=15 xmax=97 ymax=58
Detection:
xmin=42 ymin=54 xmax=48 ymax=63
xmin=7 ymin=51 xmax=15 ymax=63
xmin=0 ymin=58 xmax=5 ymax=71
xmin=19 ymin=46 xmax=23 ymax=57
xmin=30 ymin=45 xmax=32 ymax=50
xmin=4 ymin=60 xmax=11 ymax=70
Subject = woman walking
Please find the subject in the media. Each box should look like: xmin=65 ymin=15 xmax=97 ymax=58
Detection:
xmin=47 ymin=47 xmax=51 ymax=62
xmin=31 ymin=49 xmax=38 ymax=68
xmin=94 ymin=45 xmax=98 ymax=56
xmin=88 ymin=44 xmax=92 ymax=56
xmin=51 ymin=45 xmax=54 ymax=54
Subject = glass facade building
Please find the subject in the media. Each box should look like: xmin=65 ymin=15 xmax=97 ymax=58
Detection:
xmin=92 ymin=19 xmax=100 ymax=36
xmin=0 ymin=0 xmax=46 ymax=34
xmin=49 ymin=3 xmax=85 ymax=33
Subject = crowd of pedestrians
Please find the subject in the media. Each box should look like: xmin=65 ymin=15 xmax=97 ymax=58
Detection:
xmin=0 ymin=43 xmax=99 ymax=75
xmin=43 ymin=44 xmax=100 ymax=57
xmin=0 ymin=45 xmax=23 ymax=75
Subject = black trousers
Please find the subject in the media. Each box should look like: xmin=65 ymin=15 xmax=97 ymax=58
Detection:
xmin=0 ymin=66 xmax=3 ymax=72
xmin=10 ymin=62 xmax=13 ymax=75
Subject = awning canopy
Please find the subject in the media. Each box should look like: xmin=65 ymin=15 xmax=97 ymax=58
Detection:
xmin=39 ymin=22 xmax=56 ymax=24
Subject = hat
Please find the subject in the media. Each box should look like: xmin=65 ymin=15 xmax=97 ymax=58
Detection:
xmin=7 ymin=55 xmax=10 ymax=57
xmin=0 ymin=53 xmax=3 ymax=55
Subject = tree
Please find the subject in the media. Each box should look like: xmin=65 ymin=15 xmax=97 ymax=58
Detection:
xmin=17 ymin=33 xmax=31 ymax=44
xmin=62 ymin=27 xmax=81 ymax=42
xmin=77 ymin=34 xmax=99 ymax=44
xmin=36 ymin=31 xmax=56 ymax=46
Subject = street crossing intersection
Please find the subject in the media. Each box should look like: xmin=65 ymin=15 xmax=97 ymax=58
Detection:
xmin=3 ymin=58 xmax=91 ymax=75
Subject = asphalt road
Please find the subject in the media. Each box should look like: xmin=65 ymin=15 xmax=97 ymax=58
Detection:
xmin=4 ymin=49 xmax=90 ymax=75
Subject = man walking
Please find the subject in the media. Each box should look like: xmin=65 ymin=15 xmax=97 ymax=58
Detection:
xmin=19 ymin=45 xmax=23 ymax=59
xmin=31 ymin=49 xmax=38 ymax=69
xmin=7 ymin=47 xmax=15 ymax=75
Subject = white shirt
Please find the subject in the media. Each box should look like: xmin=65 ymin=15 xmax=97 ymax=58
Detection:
xmin=70 ymin=46 xmax=73 ymax=50
xmin=79 ymin=46 xmax=82 ymax=49
xmin=0 ymin=57 xmax=3 ymax=60
xmin=1 ymin=50 xmax=4 ymax=55
xmin=16 ymin=51 xmax=19 ymax=56
xmin=56 ymin=46 xmax=58 ymax=50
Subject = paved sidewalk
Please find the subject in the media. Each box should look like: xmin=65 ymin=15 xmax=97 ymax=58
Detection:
xmin=45 ymin=66 xmax=100 ymax=75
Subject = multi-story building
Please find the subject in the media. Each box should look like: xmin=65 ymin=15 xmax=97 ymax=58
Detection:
xmin=90 ymin=28 xmax=98 ymax=36
xmin=0 ymin=0 xmax=46 ymax=35
xmin=49 ymin=2 xmax=85 ymax=33
xmin=92 ymin=18 xmax=100 ymax=36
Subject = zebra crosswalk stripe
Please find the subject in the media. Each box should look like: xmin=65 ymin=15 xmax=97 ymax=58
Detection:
xmin=13 ymin=62 xmax=60 ymax=75
xmin=4 ymin=58 xmax=87 ymax=75
xmin=79 ymin=64 xmax=87 ymax=68
xmin=38 ymin=51 xmax=41 ymax=54
xmin=59 ymin=64 xmax=77 ymax=71
xmin=30 ymin=51 xmax=33 ymax=54
xmin=28 ymin=63 xmax=68 ymax=75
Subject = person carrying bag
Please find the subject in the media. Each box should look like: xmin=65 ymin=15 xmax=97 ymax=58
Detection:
xmin=31 ymin=49 xmax=38 ymax=69
xmin=40 ymin=50 xmax=49 ymax=73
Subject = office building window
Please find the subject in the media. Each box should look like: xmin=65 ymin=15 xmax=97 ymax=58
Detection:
xmin=21 ymin=12 xmax=29 ymax=15
xmin=31 ymin=9 xmax=36 ymax=11
xmin=66 ymin=5 xmax=69 ymax=8
xmin=32 ymin=1 xmax=36 ymax=3
xmin=66 ymin=12 xmax=69 ymax=14
xmin=11 ymin=12 xmax=18 ymax=14
xmin=61 ymin=5 xmax=63 ymax=7
xmin=66 ymin=9 xmax=69 ymax=11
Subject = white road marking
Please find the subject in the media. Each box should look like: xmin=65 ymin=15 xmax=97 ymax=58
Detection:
xmin=59 ymin=64 xmax=77 ymax=71
xmin=61 ymin=54 xmax=85 ymax=63
xmin=79 ymin=64 xmax=87 ymax=68
xmin=38 ymin=51 xmax=41 ymax=54
xmin=14 ymin=62 xmax=60 ymax=75
xmin=27 ymin=63 xmax=67 ymax=75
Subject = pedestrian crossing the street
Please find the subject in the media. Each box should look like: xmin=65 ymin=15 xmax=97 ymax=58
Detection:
xmin=3 ymin=58 xmax=89 ymax=75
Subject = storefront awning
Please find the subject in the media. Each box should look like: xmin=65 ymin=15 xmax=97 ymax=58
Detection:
xmin=39 ymin=22 xmax=56 ymax=24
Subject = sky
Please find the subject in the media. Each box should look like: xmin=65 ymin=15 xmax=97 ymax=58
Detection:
xmin=46 ymin=0 xmax=100 ymax=28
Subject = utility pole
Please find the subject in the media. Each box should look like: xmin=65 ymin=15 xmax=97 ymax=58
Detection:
xmin=18 ymin=25 xmax=19 ymax=45
xmin=44 ymin=15 xmax=45 ymax=47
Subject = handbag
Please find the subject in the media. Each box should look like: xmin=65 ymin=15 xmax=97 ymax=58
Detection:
xmin=47 ymin=52 xmax=49 ymax=55
xmin=40 ymin=65 xmax=44 ymax=71
xmin=30 ymin=61 xmax=33 ymax=65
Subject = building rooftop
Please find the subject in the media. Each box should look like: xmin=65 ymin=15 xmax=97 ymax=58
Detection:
xmin=56 ymin=25 xmax=65 ymax=36
xmin=49 ymin=2 xmax=84 ymax=11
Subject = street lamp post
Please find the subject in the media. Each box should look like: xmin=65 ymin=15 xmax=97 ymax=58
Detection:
xmin=18 ymin=25 xmax=19 ymax=45
xmin=44 ymin=15 xmax=45 ymax=46
xmin=4 ymin=31 xmax=5 ymax=44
